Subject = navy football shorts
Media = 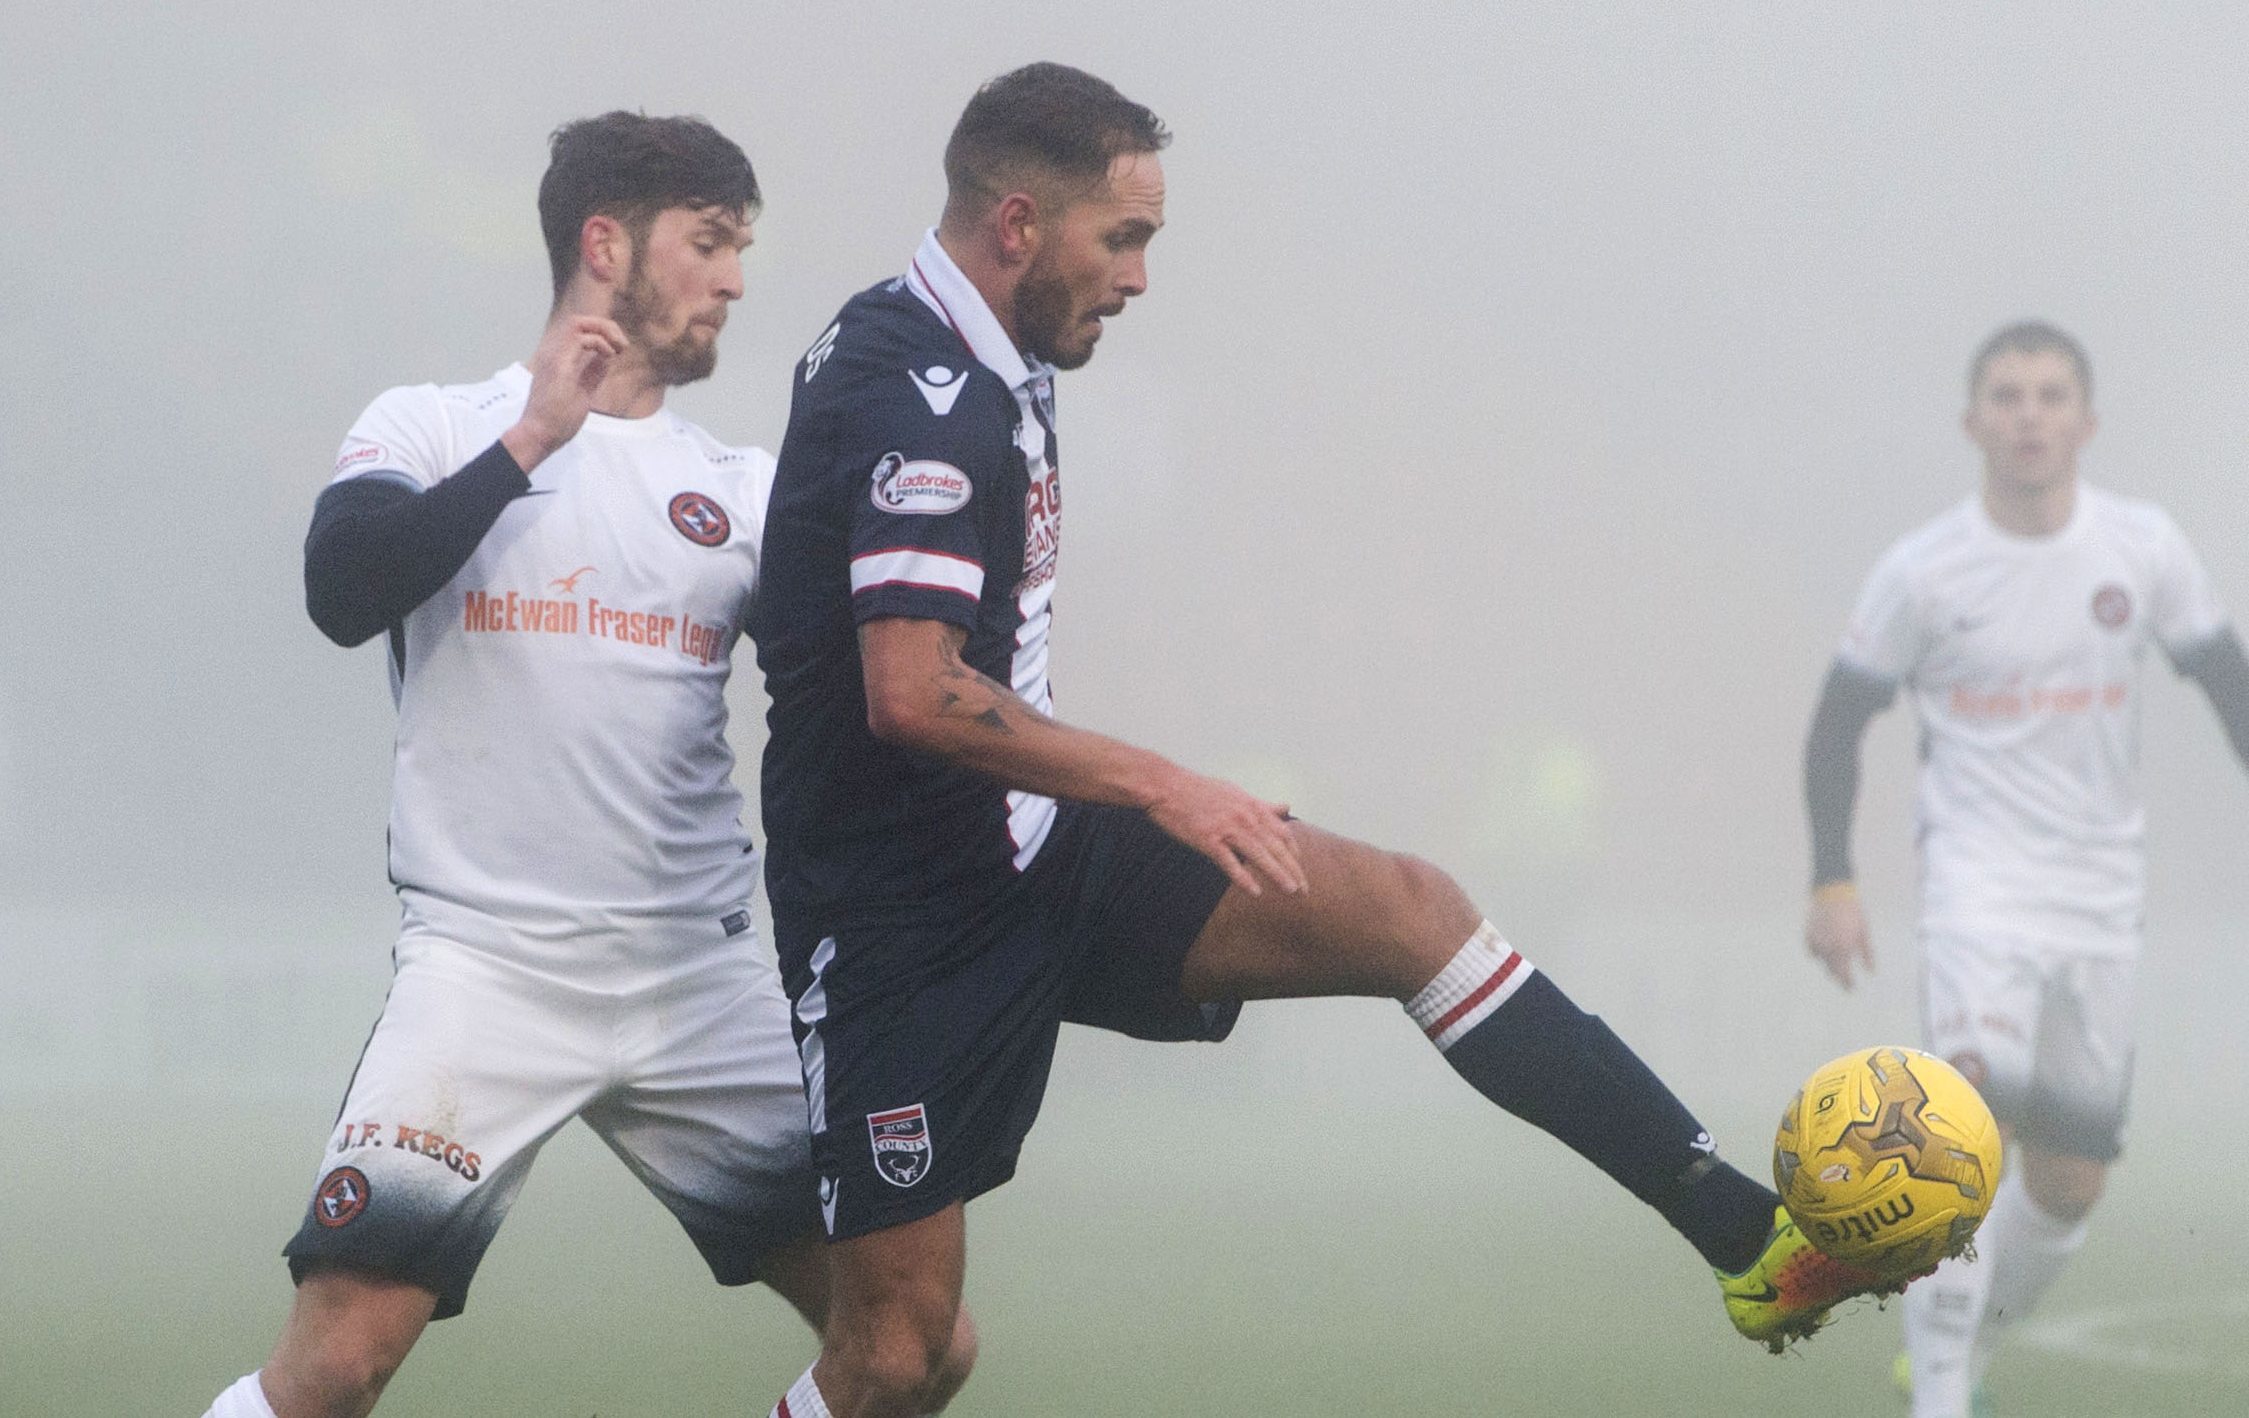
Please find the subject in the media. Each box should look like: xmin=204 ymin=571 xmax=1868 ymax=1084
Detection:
xmin=775 ymin=802 xmax=1239 ymax=1240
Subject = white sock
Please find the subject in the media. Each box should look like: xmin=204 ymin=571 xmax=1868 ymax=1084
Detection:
xmin=202 ymin=1373 xmax=278 ymax=1418
xmin=770 ymin=1365 xmax=833 ymax=1418
xmin=1971 ymin=1168 xmax=2089 ymax=1383
xmin=1903 ymin=1246 xmax=1992 ymax=1418
xmin=1403 ymin=921 xmax=1534 ymax=1049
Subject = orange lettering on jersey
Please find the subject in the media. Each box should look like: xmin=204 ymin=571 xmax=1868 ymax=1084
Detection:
xmin=464 ymin=586 xmax=724 ymax=663
xmin=1947 ymin=681 xmax=2129 ymax=721
xmin=680 ymin=618 xmax=728 ymax=666
xmin=462 ymin=590 xmax=580 ymax=637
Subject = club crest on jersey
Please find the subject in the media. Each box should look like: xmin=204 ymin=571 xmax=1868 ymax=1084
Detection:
xmin=314 ymin=1166 xmax=370 ymax=1228
xmin=867 ymin=1103 xmax=932 ymax=1188
xmin=870 ymin=453 xmax=972 ymax=515
xmin=668 ymin=491 xmax=731 ymax=547
xmin=2091 ymin=583 xmax=2132 ymax=630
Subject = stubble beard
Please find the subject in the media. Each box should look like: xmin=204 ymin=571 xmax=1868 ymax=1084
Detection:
xmin=612 ymin=259 xmax=718 ymax=386
xmin=1014 ymin=256 xmax=1093 ymax=371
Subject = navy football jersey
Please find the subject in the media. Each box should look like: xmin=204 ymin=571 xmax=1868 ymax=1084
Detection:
xmin=754 ymin=233 xmax=1063 ymax=922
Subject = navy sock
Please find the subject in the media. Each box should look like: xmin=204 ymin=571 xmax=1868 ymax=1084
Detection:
xmin=1436 ymin=968 xmax=1777 ymax=1273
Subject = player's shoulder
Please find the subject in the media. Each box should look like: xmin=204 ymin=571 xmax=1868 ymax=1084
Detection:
xmin=431 ymin=363 xmax=530 ymax=414
xmin=1869 ymin=496 xmax=1980 ymax=582
xmin=2079 ymin=482 xmax=2186 ymax=546
xmin=335 ymin=367 xmax=518 ymax=485
xmin=797 ymin=279 xmax=1008 ymax=422
xmin=354 ymin=366 xmax=523 ymax=434
xmin=672 ymin=415 xmax=777 ymax=502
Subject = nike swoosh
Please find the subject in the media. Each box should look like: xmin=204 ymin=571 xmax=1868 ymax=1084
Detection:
xmin=1731 ymin=1282 xmax=1781 ymax=1303
xmin=516 ymin=488 xmax=557 ymax=497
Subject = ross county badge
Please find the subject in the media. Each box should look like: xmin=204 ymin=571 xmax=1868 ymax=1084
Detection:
xmin=867 ymin=1103 xmax=933 ymax=1188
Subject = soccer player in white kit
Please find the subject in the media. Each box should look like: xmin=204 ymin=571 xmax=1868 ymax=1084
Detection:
xmin=1802 ymin=322 xmax=2249 ymax=1417
xmin=202 ymin=113 xmax=974 ymax=1418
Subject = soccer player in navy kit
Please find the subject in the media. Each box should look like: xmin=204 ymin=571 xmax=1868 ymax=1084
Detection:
xmin=752 ymin=64 xmax=1899 ymax=1418
xmin=201 ymin=115 xmax=972 ymax=1418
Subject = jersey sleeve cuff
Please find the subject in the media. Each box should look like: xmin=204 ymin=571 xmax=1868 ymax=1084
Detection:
xmin=849 ymin=547 xmax=985 ymax=626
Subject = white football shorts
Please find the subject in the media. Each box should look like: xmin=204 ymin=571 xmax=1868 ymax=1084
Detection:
xmin=282 ymin=916 xmax=817 ymax=1317
xmin=1920 ymin=928 xmax=2136 ymax=1161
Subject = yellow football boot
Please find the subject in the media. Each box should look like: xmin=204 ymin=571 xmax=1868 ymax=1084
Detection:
xmin=1718 ymin=1206 xmax=1911 ymax=1352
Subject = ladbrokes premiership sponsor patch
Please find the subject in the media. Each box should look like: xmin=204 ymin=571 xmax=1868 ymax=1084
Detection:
xmin=867 ymin=1103 xmax=932 ymax=1187
xmin=870 ymin=454 xmax=971 ymax=515
xmin=335 ymin=441 xmax=387 ymax=476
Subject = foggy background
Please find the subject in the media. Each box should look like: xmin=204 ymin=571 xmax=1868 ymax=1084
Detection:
xmin=5 ymin=4 xmax=2248 ymax=1413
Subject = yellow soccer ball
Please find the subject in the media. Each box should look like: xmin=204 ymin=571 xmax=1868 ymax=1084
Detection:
xmin=1773 ymin=1046 xmax=2003 ymax=1279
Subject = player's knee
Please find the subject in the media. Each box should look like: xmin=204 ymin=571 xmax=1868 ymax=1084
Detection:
xmin=268 ymin=1331 xmax=408 ymax=1418
xmin=268 ymin=1269 xmax=429 ymax=1416
xmin=833 ymin=1298 xmax=961 ymax=1409
xmin=2021 ymin=1150 xmax=2105 ymax=1222
xmin=1369 ymin=851 xmax=1474 ymax=946
xmin=921 ymin=1305 xmax=979 ymax=1412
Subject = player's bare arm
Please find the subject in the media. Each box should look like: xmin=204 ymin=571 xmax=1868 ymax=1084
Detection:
xmin=499 ymin=315 xmax=628 ymax=472
xmin=858 ymin=615 xmax=1305 ymax=896
xmin=1802 ymin=658 xmax=1895 ymax=990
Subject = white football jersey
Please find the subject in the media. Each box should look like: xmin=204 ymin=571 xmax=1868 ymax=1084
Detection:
xmin=332 ymin=365 xmax=773 ymax=978
xmin=1839 ymin=485 xmax=2228 ymax=954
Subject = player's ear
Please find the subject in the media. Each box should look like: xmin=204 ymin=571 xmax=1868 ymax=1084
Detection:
xmin=580 ymin=213 xmax=630 ymax=287
xmin=994 ymin=192 xmax=1041 ymax=266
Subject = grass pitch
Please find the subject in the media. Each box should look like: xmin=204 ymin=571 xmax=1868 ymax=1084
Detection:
xmin=6 ymin=908 xmax=2241 ymax=1415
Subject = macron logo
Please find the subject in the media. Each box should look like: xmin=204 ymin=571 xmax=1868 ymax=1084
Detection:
xmin=909 ymin=365 xmax=968 ymax=416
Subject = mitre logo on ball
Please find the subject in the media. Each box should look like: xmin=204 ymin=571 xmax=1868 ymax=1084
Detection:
xmin=1773 ymin=1046 xmax=2002 ymax=1279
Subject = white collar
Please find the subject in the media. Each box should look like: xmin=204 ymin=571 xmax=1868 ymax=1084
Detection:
xmin=903 ymin=228 xmax=1049 ymax=393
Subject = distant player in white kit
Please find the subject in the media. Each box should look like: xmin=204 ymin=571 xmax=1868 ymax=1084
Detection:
xmin=1802 ymin=322 xmax=2249 ymax=1417
xmin=201 ymin=112 xmax=973 ymax=1418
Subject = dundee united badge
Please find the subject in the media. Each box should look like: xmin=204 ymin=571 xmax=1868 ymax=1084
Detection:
xmin=668 ymin=491 xmax=731 ymax=547
xmin=314 ymin=1167 xmax=370 ymax=1228
xmin=2091 ymin=583 xmax=2132 ymax=629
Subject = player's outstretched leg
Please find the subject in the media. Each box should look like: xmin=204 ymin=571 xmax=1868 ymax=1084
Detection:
xmin=1178 ymin=821 xmax=1895 ymax=1346
xmin=202 ymin=1268 xmax=436 ymax=1418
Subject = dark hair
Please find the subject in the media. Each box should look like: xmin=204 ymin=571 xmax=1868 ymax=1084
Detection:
xmin=943 ymin=63 xmax=1169 ymax=215
xmin=1968 ymin=320 xmax=2092 ymax=402
xmin=538 ymin=112 xmax=759 ymax=298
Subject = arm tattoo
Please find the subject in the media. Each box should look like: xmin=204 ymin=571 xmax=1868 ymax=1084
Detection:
xmin=931 ymin=640 xmax=1019 ymax=736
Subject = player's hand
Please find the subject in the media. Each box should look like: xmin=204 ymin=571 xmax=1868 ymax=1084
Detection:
xmin=1146 ymin=771 xmax=1306 ymax=898
xmin=1805 ymin=883 xmax=1874 ymax=990
xmin=503 ymin=315 xmax=630 ymax=472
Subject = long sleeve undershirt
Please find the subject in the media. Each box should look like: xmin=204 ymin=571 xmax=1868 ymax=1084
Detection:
xmin=302 ymin=440 xmax=530 ymax=647
xmin=2174 ymin=628 xmax=2249 ymax=772
xmin=1802 ymin=660 xmax=1897 ymax=888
